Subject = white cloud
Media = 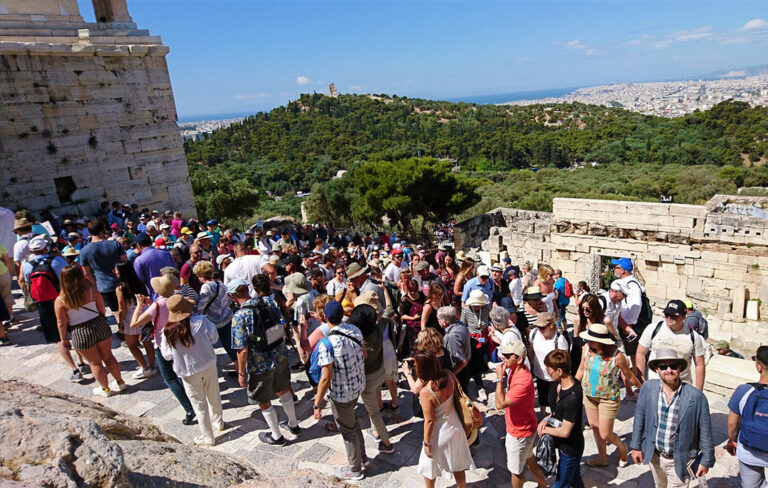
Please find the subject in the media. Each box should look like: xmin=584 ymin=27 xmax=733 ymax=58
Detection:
xmin=719 ymin=37 xmax=749 ymax=45
xmin=296 ymin=75 xmax=310 ymax=85
xmin=348 ymin=85 xmax=362 ymax=91
xmin=586 ymin=49 xmax=599 ymax=56
xmin=233 ymin=93 xmax=269 ymax=99
xmin=563 ymin=39 xmax=587 ymax=49
xmin=628 ymin=34 xmax=652 ymax=46
xmin=670 ymin=26 xmax=714 ymax=42
xmin=740 ymin=18 xmax=768 ymax=31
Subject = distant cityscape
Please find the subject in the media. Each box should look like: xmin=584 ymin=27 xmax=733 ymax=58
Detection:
xmin=505 ymin=74 xmax=768 ymax=117
xmin=177 ymin=73 xmax=768 ymax=138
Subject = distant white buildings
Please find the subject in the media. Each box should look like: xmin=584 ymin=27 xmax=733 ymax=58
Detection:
xmin=179 ymin=117 xmax=244 ymax=141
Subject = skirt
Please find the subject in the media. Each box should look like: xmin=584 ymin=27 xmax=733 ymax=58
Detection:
xmin=69 ymin=314 xmax=112 ymax=350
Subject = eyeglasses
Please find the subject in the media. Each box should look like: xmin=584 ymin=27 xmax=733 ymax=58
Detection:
xmin=192 ymin=251 xmax=203 ymax=255
xmin=656 ymin=363 xmax=681 ymax=371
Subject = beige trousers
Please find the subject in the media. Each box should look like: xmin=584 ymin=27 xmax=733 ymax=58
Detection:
xmin=181 ymin=363 xmax=223 ymax=442
xmin=649 ymin=452 xmax=690 ymax=488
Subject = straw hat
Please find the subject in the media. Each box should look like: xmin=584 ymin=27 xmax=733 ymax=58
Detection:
xmin=62 ymin=248 xmax=80 ymax=258
xmin=346 ymin=262 xmax=368 ymax=279
xmin=353 ymin=290 xmax=381 ymax=313
xmin=523 ymin=286 xmax=543 ymax=301
xmin=13 ymin=218 xmax=32 ymax=231
xmin=167 ymin=295 xmax=195 ymax=322
xmin=284 ymin=272 xmax=311 ymax=295
xmin=534 ymin=312 xmax=556 ymax=328
xmin=648 ymin=347 xmax=689 ymax=372
xmin=465 ymin=289 xmax=490 ymax=307
xmin=579 ymin=322 xmax=617 ymax=345
xmin=150 ymin=273 xmax=178 ymax=298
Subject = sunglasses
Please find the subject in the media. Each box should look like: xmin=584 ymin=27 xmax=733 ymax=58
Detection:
xmin=664 ymin=314 xmax=679 ymax=319
xmin=501 ymin=353 xmax=516 ymax=360
xmin=582 ymin=307 xmax=591 ymax=312
xmin=656 ymin=363 xmax=681 ymax=371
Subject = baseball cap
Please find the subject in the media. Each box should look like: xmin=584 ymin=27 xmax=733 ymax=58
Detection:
xmin=611 ymin=257 xmax=633 ymax=272
xmin=610 ymin=281 xmax=629 ymax=294
xmin=180 ymin=227 xmax=193 ymax=235
xmin=323 ymin=301 xmax=344 ymax=324
xmin=154 ymin=237 xmax=166 ymax=248
xmin=663 ymin=299 xmax=686 ymax=317
xmin=29 ymin=237 xmax=48 ymax=252
xmin=134 ymin=233 xmax=152 ymax=246
xmin=206 ymin=219 xmax=218 ymax=226
xmin=226 ymin=278 xmax=249 ymax=294
xmin=499 ymin=340 xmax=527 ymax=358
xmin=714 ymin=340 xmax=730 ymax=350
xmin=391 ymin=248 xmax=403 ymax=256
xmin=476 ymin=265 xmax=490 ymax=277
xmin=67 ymin=232 xmax=80 ymax=241
xmin=216 ymin=254 xmax=231 ymax=266
xmin=490 ymin=265 xmax=503 ymax=272
xmin=414 ymin=261 xmax=430 ymax=272
xmin=503 ymin=257 xmax=511 ymax=263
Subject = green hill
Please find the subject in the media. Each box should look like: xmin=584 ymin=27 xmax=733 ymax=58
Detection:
xmin=184 ymin=94 xmax=768 ymax=225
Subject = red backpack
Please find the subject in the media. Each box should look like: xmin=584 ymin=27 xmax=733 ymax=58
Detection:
xmin=28 ymin=256 xmax=60 ymax=303
xmin=563 ymin=279 xmax=574 ymax=299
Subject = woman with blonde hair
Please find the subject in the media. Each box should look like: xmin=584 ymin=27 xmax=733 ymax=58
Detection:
xmin=452 ymin=257 xmax=475 ymax=307
xmin=534 ymin=264 xmax=557 ymax=316
xmin=55 ymin=265 xmax=125 ymax=397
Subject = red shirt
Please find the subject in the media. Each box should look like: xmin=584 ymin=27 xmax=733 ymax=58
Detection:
xmin=504 ymin=365 xmax=537 ymax=438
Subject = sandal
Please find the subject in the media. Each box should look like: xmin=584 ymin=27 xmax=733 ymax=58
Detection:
xmin=324 ymin=422 xmax=338 ymax=433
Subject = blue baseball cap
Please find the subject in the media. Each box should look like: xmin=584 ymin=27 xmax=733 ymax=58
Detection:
xmin=323 ymin=301 xmax=344 ymax=324
xmin=226 ymin=278 xmax=249 ymax=294
xmin=611 ymin=257 xmax=633 ymax=272
xmin=134 ymin=232 xmax=152 ymax=246
xmin=503 ymin=257 xmax=511 ymax=263
xmin=206 ymin=219 xmax=218 ymax=226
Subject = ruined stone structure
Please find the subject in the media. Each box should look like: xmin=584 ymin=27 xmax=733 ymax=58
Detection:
xmin=455 ymin=195 xmax=768 ymax=353
xmin=0 ymin=0 xmax=196 ymax=217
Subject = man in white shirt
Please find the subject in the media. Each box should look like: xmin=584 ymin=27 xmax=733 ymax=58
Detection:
xmin=636 ymin=299 xmax=706 ymax=390
xmin=612 ymin=257 xmax=645 ymax=369
xmin=600 ymin=281 xmax=626 ymax=330
xmin=383 ymin=248 xmax=407 ymax=283
xmin=224 ymin=242 xmax=267 ymax=296
xmin=508 ymin=269 xmax=523 ymax=309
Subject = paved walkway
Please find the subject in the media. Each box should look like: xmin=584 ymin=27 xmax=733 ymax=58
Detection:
xmin=0 ymin=289 xmax=742 ymax=487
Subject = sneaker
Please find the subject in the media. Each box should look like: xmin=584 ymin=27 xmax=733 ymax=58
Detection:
xmin=279 ymin=420 xmax=302 ymax=437
xmin=193 ymin=435 xmax=215 ymax=447
xmin=215 ymin=422 xmax=228 ymax=432
xmin=77 ymin=362 xmax=90 ymax=375
xmin=361 ymin=454 xmax=372 ymax=469
xmin=377 ymin=441 xmax=395 ymax=454
xmin=110 ymin=381 xmax=127 ymax=392
xmin=182 ymin=412 xmax=196 ymax=425
xmin=93 ymin=386 xmax=113 ymax=398
xmin=68 ymin=370 xmax=83 ymax=382
xmin=0 ymin=336 xmax=10 ymax=346
xmin=477 ymin=389 xmax=488 ymax=403
xmin=133 ymin=367 xmax=152 ymax=379
xmin=333 ymin=466 xmax=364 ymax=481
xmin=258 ymin=431 xmax=286 ymax=446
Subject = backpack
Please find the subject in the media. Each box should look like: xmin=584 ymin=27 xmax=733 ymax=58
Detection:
xmin=307 ymin=336 xmax=332 ymax=386
xmin=240 ymin=298 xmax=285 ymax=353
xmin=530 ymin=327 xmax=571 ymax=348
xmin=650 ymin=321 xmax=695 ymax=346
xmin=626 ymin=280 xmax=653 ymax=335
xmin=738 ymin=383 xmax=768 ymax=453
xmin=563 ymin=279 xmax=574 ymax=299
xmin=28 ymin=256 xmax=59 ymax=303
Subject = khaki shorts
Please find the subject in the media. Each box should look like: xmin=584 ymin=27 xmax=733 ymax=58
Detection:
xmin=505 ymin=433 xmax=536 ymax=475
xmin=382 ymin=355 xmax=398 ymax=382
xmin=583 ymin=394 xmax=620 ymax=420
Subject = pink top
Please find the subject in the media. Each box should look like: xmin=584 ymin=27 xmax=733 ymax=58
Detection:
xmin=171 ymin=219 xmax=184 ymax=238
xmin=147 ymin=296 xmax=170 ymax=344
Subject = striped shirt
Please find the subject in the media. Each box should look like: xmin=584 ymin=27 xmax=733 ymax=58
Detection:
xmin=655 ymin=385 xmax=682 ymax=456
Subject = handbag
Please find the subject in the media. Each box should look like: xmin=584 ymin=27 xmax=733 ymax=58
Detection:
xmin=536 ymin=434 xmax=557 ymax=477
xmin=448 ymin=371 xmax=483 ymax=438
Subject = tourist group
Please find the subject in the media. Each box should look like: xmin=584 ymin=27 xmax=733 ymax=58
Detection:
xmin=1 ymin=202 xmax=766 ymax=488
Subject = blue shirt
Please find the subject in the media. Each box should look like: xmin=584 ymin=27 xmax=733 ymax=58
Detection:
xmin=316 ymin=323 xmax=365 ymax=403
xmin=461 ymin=276 xmax=495 ymax=303
xmin=231 ymin=296 xmax=287 ymax=375
xmin=133 ymin=247 xmax=176 ymax=300
xmin=79 ymin=240 xmax=125 ymax=293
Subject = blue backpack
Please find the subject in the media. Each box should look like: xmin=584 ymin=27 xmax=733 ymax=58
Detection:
xmin=738 ymin=383 xmax=768 ymax=453
xmin=307 ymin=337 xmax=332 ymax=386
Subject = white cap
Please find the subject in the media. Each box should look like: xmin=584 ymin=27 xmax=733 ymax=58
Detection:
xmin=610 ymin=281 xmax=629 ymax=294
xmin=29 ymin=237 xmax=48 ymax=252
xmin=476 ymin=265 xmax=490 ymax=277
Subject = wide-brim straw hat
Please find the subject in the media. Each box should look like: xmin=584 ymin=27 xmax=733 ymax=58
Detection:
xmin=523 ymin=286 xmax=543 ymax=301
xmin=150 ymin=274 xmax=179 ymax=298
xmin=647 ymin=347 xmax=689 ymax=372
xmin=166 ymin=295 xmax=195 ymax=322
xmin=346 ymin=262 xmax=368 ymax=279
xmin=13 ymin=218 xmax=32 ymax=230
xmin=466 ymin=289 xmax=490 ymax=307
xmin=353 ymin=290 xmax=381 ymax=313
xmin=579 ymin=323 xmax=617 ymax=345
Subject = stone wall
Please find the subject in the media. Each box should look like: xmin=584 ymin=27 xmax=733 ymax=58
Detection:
xmin=0 ymin=0 xmax=196 ymax=217
xmin=455 ymin=195 xmax=768 ymax=353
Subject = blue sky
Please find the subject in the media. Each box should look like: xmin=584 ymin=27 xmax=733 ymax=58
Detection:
xmin=77 ymin=1 xmax=768 ymax=118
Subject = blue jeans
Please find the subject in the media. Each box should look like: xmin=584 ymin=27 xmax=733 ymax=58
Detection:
xmin=553 ymin=451 xmax=584 ymax=488
xmin=215 ymin=320 xmax=237 ymax=362
xmin=155 ymin=348 xmax=194 ymax=415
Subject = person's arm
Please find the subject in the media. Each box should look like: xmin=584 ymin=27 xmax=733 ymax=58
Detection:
xmin=574 ymin=344 xmax=588 ymax=382
xmin=92 ymin=284 xmax=106 ymax=316
xmin=419 ymin=388 xmax=437 ymax=458
xmin=402 ymin=359 xmax=425 ymax=394
xmin=313 ymin=364 xmax=333 ymax=418
xmin=634 ymin=344 xmax=648 ymax=382
xmin=697 ymin=393 xmax=714 ymax=476
xmin=616 ymin=352 xmax=643 ymax=390
xmin=603 ymin=316 xmax=620 ymax=341
xmin=307 ymin=327 xmax=325 ymax=351
xmin=726 ymin=411 xmax=740 ymax=456
xmin=54 ymin=298 xmax=71 ymax=350
xmin=452 ymin=358 xmax=467 ymax=374
xmin=1 ymin=251 xmax=15 ymax=278
xmin=236 ymin=348 xmax=248 ymax=388
xmin=420 ymin=304 xmax=432 ymax=331
xmin=115 ymin=287 xmax=127 ymax=328
xmin=694 ymin=354 xmax=706 ymax=391
xmin=541 ymin=419 xmax=575 ymax=439
xmin=129 ymin=296 xmax=154 ymax=329
xmin=630 ymin=383 xmax=648 ymax=464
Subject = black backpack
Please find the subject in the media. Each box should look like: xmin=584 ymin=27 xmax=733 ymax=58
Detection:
xmin=240 ymin=298 xmax=285 ymax=353
xmin=626 ymin=280 xmax=653 ymax=335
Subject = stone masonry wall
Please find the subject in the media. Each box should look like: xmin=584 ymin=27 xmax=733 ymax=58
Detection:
xmin=0 ymin=1 xmax=196 ymax=217
xmin=455 ymin=196 xmax=768 ymax=353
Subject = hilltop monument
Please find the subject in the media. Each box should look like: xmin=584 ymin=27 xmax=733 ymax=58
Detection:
xmin=0 ymin=0 xmax=196 ymax=216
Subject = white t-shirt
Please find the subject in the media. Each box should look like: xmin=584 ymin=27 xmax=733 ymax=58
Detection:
xmin=509 ymin=278 xmax=523 ymax=305
xmin=13 ymin=234 xmax=32 ymax=263
xmin=223 ymin=255 xmax=266 ymax=295
xmin=326 ymin=278 xmax=345 ymax=297
xmin=529 ymin=328 xmax=569 ymax=381
xmin=383 ymin=261 xmax=407 ymax=283
xmin=542 ymin=292 xmax=556 ymax=314
xmin=639 ymin=321 xmax=705 ymax=384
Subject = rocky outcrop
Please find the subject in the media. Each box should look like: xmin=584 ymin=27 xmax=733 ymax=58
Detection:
xmin=0 ymin=380 xmax=261 ymax=487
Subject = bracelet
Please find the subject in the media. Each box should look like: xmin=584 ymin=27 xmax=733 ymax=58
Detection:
xmin=313 ymin=405 xmax=321 ymax=410
xmin=423 ymin=441 xmax=432 ymax=447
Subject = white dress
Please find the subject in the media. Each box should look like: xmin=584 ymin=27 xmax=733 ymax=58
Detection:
xmin=416 ymin=379 xmax=476 ymax=480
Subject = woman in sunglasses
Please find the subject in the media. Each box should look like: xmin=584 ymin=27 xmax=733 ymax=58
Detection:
xmin=575 ymin=323 xmax=641 ymax=468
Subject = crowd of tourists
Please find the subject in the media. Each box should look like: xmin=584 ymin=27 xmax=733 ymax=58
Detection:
xmin=2 ymin=202 xmax=767 ymax=487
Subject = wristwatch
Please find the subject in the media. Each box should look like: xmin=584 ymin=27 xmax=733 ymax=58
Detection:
xmin=423 ymin=441 xmax=432 ymax=447
xmin=313 ymin=404 xmax=321 ymax=410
